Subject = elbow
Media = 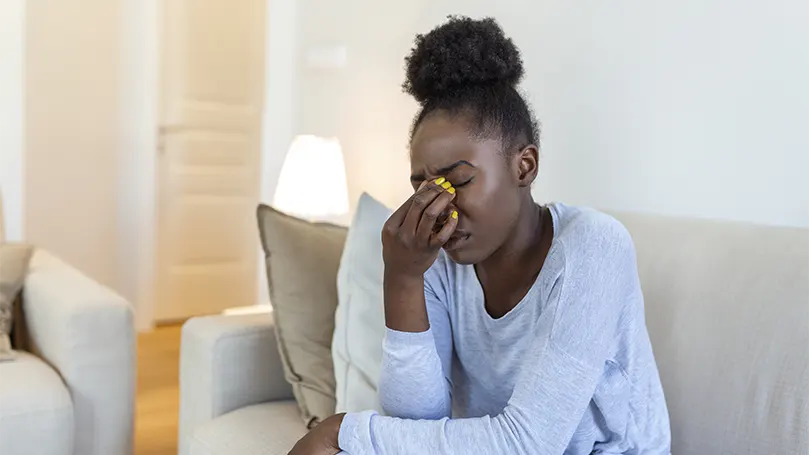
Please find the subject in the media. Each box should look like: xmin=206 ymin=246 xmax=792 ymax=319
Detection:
xmin=379 ymin=393 xmax=450 ymax=420
xmin=378 ymin=374 xmax=450 ymax=420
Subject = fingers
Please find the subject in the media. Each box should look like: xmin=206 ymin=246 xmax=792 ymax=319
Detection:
xmin=386 ymin=179 xmax=441 ymax=228
xmin=430 ymin=208 xmax=459 ymax=248
xmin=415 ymin=189 xmax=455 ymax=241
xmin=401 ymin=178 xmax=452 ymax=235
xmin=386 ymin=198 xmax=413 ymax=228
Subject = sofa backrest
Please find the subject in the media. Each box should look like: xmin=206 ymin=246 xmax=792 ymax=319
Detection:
xmin=613 ymin=212 xmax=808 ymax=454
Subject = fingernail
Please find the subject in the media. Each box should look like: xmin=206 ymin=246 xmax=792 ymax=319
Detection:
xmin=434 ymin=177 xmax=446 ymax=185
xmin=447 ymin=187 xmax=456 ymax=194
xmin=441 ymin=181 xmax=452 ymax=189
xmin=452 ymin=211 xmax=458 ymax=219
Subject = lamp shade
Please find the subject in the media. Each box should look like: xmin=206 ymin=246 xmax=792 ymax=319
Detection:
xmin=273 ymin=135 xmax=349 ymax=219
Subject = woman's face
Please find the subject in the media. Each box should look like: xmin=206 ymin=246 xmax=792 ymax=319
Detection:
xmin=409 ymin=111 xmax=532 ymax=264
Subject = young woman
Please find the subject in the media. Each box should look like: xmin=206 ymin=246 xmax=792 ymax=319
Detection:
xmin=291 ymin=16 xmax=671 ymax=455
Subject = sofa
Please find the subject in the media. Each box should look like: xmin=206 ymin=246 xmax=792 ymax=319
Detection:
xmin=0 ymin=249 xmax=136 ymax=455
xmin=178 ymin=210 xmax=808 ymax=454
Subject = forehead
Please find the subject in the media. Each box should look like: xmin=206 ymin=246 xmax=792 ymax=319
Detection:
xmin=410 ymin=112 xmax=501 ymax=176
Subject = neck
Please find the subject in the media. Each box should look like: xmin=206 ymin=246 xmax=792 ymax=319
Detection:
xmin=478 ymin=194 xmax=544 ymax=274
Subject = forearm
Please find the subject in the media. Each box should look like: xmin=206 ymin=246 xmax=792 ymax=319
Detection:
xmin=378 ymin=328 xmax=451 ymax=419
xmin=383 ymin=272 xmax=429 ymax=332
xmin=339 ymin=409 xmax=531 ymax=455
xmin=339 ymin=342 xmax=602 ymax=455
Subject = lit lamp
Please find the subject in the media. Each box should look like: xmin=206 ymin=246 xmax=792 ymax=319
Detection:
xmin=273 ymin=135 xmax=350 ymax=222
xmin=224 ymin=135 xmax=350 ymax=317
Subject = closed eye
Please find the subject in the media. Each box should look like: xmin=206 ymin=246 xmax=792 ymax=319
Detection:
xmin=452 ymin=177 xmax=474 ymax=188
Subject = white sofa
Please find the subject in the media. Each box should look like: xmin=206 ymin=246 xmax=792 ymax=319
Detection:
xmin=0 ymin=250 xmax=136 ymax=455
xmin=178 ymin=212 xmax=808 ymax=454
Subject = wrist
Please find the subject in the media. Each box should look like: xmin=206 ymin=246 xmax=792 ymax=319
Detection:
xmin=383 ymin=273 xmax=429 ymax=333
xmin=383 ymin=269 xmax=424 ymax=288
xmin=327 ymin=413 xmax=346 ymax=448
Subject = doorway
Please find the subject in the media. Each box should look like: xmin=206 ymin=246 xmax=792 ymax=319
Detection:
xmin=152 ymin=0 xmax=267 ymax=323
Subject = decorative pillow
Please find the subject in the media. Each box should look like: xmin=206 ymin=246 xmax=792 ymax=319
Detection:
xmin=332 ymin=193 xmax=392 ymax=413
xmin=0 ymin=243 xmax=34 ymax=362
xmin=257 ymin=204 xmax=348 ymax=428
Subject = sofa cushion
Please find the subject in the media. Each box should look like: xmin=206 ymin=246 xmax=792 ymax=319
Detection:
xmin=257 ymin=204 xmax=348 ymax=428
xmin=0 ymin=243 xmax=34 ymax=361
xmin=332 ymin=193 xmax=391 ymax=413
xmin=188 ymin=401 xmax=306 ymax=455
xmin=613 ymin=212 xmax=809 ymax=454
xmin=0 ymin=351 xmax=74 ymax=455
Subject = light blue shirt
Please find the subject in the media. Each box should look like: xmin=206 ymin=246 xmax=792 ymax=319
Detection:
xmin=338 ymin=203 xmax=671 ymax=454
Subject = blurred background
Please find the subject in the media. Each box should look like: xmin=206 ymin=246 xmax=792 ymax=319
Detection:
xmin=1 ymin=0 xmax=807 ymax=327
xmin=0 ymin=1 xmax=807 ymax=454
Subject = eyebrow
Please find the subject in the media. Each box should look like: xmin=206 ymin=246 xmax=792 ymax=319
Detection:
xmin=410 ymin=160 xmax=476 ymax=182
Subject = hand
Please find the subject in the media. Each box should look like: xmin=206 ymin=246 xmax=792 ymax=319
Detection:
xmin=382 ymin=178 xmax=459 ymax=279
xmin=288 ymin=413 xmax=345 ymax=455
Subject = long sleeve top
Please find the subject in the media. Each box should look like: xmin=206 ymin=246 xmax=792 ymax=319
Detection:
xmin=338 ymin=203 xmax=671 ymax=454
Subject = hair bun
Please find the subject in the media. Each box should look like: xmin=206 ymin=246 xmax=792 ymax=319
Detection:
xmin=403 ymin=16 xmax=524 ymax=104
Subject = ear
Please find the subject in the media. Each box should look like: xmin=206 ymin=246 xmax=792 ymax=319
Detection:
xmin=512 ymin=145 xmax=539 ymax=187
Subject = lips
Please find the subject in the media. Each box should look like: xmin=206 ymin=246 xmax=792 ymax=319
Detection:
xmin=444 ymin=232 xmax=470 ymax=251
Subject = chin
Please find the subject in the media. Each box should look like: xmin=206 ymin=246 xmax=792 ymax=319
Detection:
xmin=443 ymin=233 xmax=495 ymax=265
xmin=443 ymin=234 xmax=500 ymax=265
xmin=444 ymin=246 xmax=484 ymax=265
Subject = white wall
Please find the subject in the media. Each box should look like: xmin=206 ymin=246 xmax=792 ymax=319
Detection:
xmin=258 ymin=0 xmax=299 ymax=305
xmin=118 ymin=0 xmax=159 ymax=330
xmin=25 ymin=0 xmax=125 ymax=289
xmin=278 ymin=0 xmax=809 ymax=227
xmin=2 ymin=0 xmax=153 ymax=324
xmin=25 ymin=0 xmax=157 ymax=316
xmin=524 ymin=1 xmax=809 ymax=227
xmin=0 ymin=0 xmax=25 ymax=241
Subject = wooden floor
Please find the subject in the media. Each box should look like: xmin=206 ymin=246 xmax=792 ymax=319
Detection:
xmin=135 ymin=324 xmax=182 ymax=455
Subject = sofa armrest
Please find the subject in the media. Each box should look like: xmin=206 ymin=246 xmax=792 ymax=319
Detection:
xmin=22 ymin=250 xmax=136 ymax=455
xmin=178 ymin=313 xmax=293 ymax=455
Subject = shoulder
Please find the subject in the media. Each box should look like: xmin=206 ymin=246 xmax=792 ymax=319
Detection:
xmin=551 ymin=203 xmax=636 ymax=267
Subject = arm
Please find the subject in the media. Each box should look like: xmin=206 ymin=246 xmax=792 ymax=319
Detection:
xmin=178 ymin=313 xmax=293 ymax=455
xmin=22 ymin=250 xmax=135 ymax=455
xmin=376 ymin=179 xmax=458 ymax=421
xmin=339 ymin=224 xmax=639 ymax=455
xmin=378 ymin=274 xmax=453 ymax=419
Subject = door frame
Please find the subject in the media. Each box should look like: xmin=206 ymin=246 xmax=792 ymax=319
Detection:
xmin=119 ymin=0 xmax=160 ymax=331
xmin=257 ymin=0 xmax=297 ymax=307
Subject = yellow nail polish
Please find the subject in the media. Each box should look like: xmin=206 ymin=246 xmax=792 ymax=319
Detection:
xmin=441 ymin=181 xmax=452 ymax=189
xmin=434 ymin=177 xmax=446 ymax=185
xmin=447 ymin=187 xmax=456 ymax=194
xmin=452 ymin=210 xmax=458 ymax=219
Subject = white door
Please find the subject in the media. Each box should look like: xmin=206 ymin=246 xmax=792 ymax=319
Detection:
xmin=154 ymin=0 xmax=265 ymax=322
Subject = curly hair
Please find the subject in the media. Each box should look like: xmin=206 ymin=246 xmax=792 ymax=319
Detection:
xmin=403 ymin=16 xmax=539 ymax=152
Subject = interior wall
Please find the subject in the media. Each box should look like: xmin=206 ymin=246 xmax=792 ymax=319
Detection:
xmin=278 ymin=0 xmax=809 ymax=227
xmin=0 ymin=0 xmax=25 ymax=241
xmin=118 ymin=0 xmax=159 ymax=330
xmin=25 ymin=0 xmax=157 ymax=318
xmin=25 ymin=0 xmax=124 ymax=288
xmin=523 ymin=1 xmax=809 ymax=227
xmin=258 ymin=0 xmax=298 ymax=305
xmin=1 ymin=0 xmax=154 ymax=326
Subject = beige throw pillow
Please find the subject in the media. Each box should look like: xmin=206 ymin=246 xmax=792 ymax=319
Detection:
xmin=257 ymin=204 xmax=348 ymax=428
xmin=0 ymin=243 xmax=34 ymax=361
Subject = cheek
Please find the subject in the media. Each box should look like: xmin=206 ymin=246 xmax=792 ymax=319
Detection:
xmin=456 ymin=179 xmax=507 ymax=217
xmin=456 ymin=178 xmax=520 ymax=228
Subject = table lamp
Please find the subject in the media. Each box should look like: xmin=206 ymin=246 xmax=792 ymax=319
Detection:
xmin=224 ymin=135 xmax=350 ymax=317
xmin=273 ymin=135 xmax=349 ymax=222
